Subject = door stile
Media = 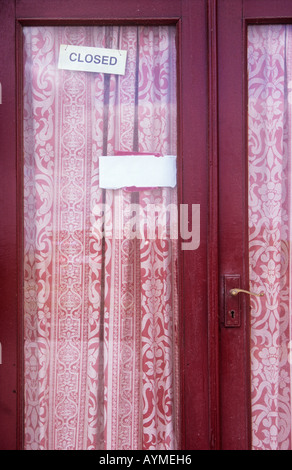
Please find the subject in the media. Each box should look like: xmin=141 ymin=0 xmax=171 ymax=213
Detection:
xmin=179 ymin=0 xmax=210 ymax=449
xmin=207 ymin=0 xmax=221 ymax=451
xmin=243 ymin=15 xmax=253 ymax=451
xmin=218 ymin=0 xmax=251 ymax=449
xmin=0 ymin=0 xmax=18 ymax=450
xmin=176 ymin=16 xmax=185 ymax=451
xmin=16 ymin=18 xmax=26 ymax=450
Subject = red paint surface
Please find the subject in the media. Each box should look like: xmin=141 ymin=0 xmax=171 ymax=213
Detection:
xmin=0 ymin=0 xmax=17 ymax=451
xmin=2 ymin=0 xmax=292 ymax=451
xmin=7 ymin=0 xmax=210 ymax=450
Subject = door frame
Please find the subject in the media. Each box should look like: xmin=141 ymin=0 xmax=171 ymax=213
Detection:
xmin=0 ymin=0 xmax=211 ymax=450
xmin=0 ymin=0 xmax=18 ymax=450
xmin=4 ymin=0 xmax=291 ymax=451
xmin=217 ymin=0 xmax=292 ymax=450
xmin=217 ymin=0 xmax=253 ymax=450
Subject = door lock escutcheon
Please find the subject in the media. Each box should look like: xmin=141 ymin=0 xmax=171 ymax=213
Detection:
xmin=223 ymin=275 xmax=241 ymax=328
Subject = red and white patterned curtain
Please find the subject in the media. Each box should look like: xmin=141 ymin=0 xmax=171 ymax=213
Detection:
xmin=23 ymin=25 xmax=179 ymax=450
xmin=248 ymin=25 xmax=292 ymax=450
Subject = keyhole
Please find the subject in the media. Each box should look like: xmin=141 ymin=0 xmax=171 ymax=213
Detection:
xmin=230 ymin=310 xmax=235 ymax=319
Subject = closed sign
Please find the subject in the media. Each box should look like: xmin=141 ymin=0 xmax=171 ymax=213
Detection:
xmin=58 ymin=44 xmax=127 ymax=75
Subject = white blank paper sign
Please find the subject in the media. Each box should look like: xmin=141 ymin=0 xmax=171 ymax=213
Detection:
xmin=99 ymin=155 xmax=177 ymax=189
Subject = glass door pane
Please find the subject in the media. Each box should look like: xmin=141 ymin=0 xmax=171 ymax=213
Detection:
xmin=22 ymin=25 xmax=179 ymax=450
xmin=248 ymin=24 xmax=292 ymax=450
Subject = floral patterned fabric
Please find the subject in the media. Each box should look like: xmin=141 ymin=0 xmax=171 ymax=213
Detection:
xmin=248 ymin=25 xmax=292 ymax=450
xmin=23 ymin=26 xmax=179 ymax=450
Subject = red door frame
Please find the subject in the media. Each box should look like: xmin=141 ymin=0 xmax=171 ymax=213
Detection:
xmin=217 ymin=0 xmax=292 ymax=450
xmin=0 ymin=0 xmax=18 ymax=450
xmin=0 ymin=0 xmax=210 ymax=450
xmin=217 ymin=0 xmax=251 ymax=449
xmin=4 ymin=0 xmax=291 ymax=451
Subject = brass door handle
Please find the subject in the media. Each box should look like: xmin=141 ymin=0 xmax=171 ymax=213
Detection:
xmin=229 ymin=288 xmax=264 ymax=297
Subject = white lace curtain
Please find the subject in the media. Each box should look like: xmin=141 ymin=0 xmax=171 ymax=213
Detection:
xmin=248 ymin=24 xmax=292 ymax=450
xmin=23 ymin=25 xmax=179 ymax=450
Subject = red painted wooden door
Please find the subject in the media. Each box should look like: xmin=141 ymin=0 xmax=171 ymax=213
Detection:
xmin=2 ymin=0 xmax=292 ymax=451
xmin=218 ymin=0 xmax=292 ymax=450
xmin=0 ymin=0 xmax=210 ymax=450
